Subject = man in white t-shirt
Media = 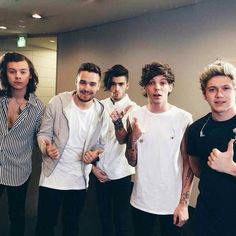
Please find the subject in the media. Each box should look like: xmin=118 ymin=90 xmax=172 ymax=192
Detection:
xmin=35 ymin=63 xmax=109 ymax=236
xmin=92 ymin=64 xmax=137 ymax=236
xmin=111 ymin=62 xmax=194 ymax=236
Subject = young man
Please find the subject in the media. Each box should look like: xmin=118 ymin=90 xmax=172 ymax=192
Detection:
xmin=0 ymin=52 xmax=45 ymax=236
xmin=92 ymin=64 xmax=137 ymax=236
xmin=187 ymin=61 xmax=236 ymax=236
xmin=111 ymin=62 xmax=193 ymax=236
xmin=35 ymin=63 xmax=109 ymax=236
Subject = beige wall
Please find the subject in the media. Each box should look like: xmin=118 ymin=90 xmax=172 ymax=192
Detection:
xmin=57 ymin=0 xmax=236 ymax=206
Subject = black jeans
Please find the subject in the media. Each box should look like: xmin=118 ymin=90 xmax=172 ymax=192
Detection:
xmin=132 ymin=207 xmax=182 ymax=236
xmin=94 ymin=175 xmax=132 ymax=236
xmin=0 ymin=180 xmax=29 ymax=236
xmin=35 ymin=186 xmax=86 ymax=236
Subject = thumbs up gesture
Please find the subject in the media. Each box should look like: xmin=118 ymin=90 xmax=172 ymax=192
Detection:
xmin=83 ymin=149 xmax=103 ymax=164
xmin=44 ymin=139 xmax=59 ymax=160
xmin=208 ymin=139 xmax=236 ymax=176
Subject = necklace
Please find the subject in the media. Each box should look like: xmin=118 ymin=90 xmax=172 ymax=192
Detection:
xmin=199 ymin=114 xmax=211 ymax=137
xmin=8 ymin=98 xmax=27 ymax=115
xmin=15 ymin=99 xmax=26 ymax=114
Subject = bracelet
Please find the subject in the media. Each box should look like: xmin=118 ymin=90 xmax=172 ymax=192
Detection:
xmin=91 ymin=156 xmax=100 ymax=166
xmin=113 ymin=118 xmax=124 ymax=130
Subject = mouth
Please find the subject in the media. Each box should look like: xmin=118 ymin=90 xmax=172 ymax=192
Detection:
xmin=14 ymin=82 xmax=23 ymax=86
xmin=81 ymin=91 xmax=92 ymax=96
xmin=153 ymin=93 xmax=162 ymax=98
xmin=214 ymin=100 xmax=225 ymax=105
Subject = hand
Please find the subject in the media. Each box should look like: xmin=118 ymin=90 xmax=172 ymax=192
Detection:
xmin=83 ymin=149 xmax=103 ymax=164
xmin=110 ymin=105 xmax=132 ymax=122
xmin=45 ymin=139 xmax=59 ymax=160
xmin=92 ymin=166 xmax=109 ymax=183
xmin=131 ymin=117 xmax=142 ymax=143
xmin=208 ymin=139 xmax=236 ymax=175
xmin=173 ymin=203 xmax=189 ymax=227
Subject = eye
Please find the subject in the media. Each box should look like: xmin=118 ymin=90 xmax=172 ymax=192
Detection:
xmin=79 ymin=80 xmax=86 ymax=85
xmin=8 ymin=69 xmax=15 ymax=74
xmin=90 ymin=82 xmax=97 ymax=87
xmin=207 ymin=87 xmax=216 ymax=93
xmin=222 ymin=86 xmax=231 ymax=91
xmin=20 ymin=70 xmax=27 ymax=75
xmin=148 ymin=80 xmax=155 ymax=86
xmin=160 ymin=81 xmax=168 ymax=86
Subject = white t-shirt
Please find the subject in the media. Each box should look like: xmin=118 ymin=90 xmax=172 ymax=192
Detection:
xmin=97 ymin=94 xmax=137 ymax=180
xmin=39 ymin=100 xmax=94 ymax=190
xmin=129 ymin=105 xmax=192 ymax=214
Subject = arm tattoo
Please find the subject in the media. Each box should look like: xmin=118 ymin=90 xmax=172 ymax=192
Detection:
xmin=113 ymin=118 xmax=124 ymax=130
xmin=183 ymin=168 xmax=194 ymax=188
xmin=180 ymin=191 xmax=190 ymax=205
xmin=125 ymin=134 xmax=137 ymax=166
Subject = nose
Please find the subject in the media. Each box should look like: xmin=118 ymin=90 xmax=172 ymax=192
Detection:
xmin=114 ymin=84 xmax=120 ymax=91
xmin=15 ymin=71 xmax=21 ymax=79
xmin=154 ymin=83 xmax=161 ymax=90
xmin=216 ymin=88 xmax=224 ymax=97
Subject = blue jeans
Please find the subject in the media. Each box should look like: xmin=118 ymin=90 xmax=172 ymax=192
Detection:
xmin=35 ymin=186 xmax=86 ymax=236
xmin=94 ymin=175 xmax=132 ymax=236
xmin=0 ymin=180 xmax=29 ymax=236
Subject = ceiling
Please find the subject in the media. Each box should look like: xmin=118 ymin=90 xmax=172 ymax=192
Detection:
xmin=0 ymin=0 xmax=204 ymax=38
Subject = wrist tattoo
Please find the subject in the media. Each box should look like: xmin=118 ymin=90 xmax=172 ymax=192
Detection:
xmin=180 ymin=191 xmax=190 ymax=205
xmin=113 ymin=118 xmax=124 ymax=130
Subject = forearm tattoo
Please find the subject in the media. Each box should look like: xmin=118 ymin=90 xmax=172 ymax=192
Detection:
xmin=113 ymin=118 xmax=124 ymax=130
xmin=180 ymin=191 xmax=190 ymax=205
xmin=125 ymin=135 xmax=137 ymax=166
xmin=183 ymin=168 xmax=194 ymax=188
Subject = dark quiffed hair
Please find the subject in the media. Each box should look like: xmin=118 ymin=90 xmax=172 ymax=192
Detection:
xmin=78 ymin=62 xmax=101 ymax=78
xmin=103 ymin=64 xmax=129 ymax=91
xmin=140 ymin=62 xmax=175 ymax=87
xmin=0 ymin=52 xmax=38 ymax=99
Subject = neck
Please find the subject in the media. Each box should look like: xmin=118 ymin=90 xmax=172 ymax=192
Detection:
xmin=73 ymin=93 xmax=93 ymax=110
xmin=10 ymin=89 xmax=26 ymax=100
xmin=211 ymin=108 xmax=236 ymax=121
xmin=147 ymin=101 xmax=170 ymax=113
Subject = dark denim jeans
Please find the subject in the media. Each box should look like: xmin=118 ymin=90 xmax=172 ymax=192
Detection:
xmin=35 ymin=186 xmax=86 ymax=236
xmin=0 ymin=180 xmax=29 ymax=236
xmin=94 ymin=175 xmax=132 ymax=236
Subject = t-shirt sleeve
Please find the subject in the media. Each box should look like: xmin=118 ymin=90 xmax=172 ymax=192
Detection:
xmin=187 ymin=124 xmax=199 ymax=158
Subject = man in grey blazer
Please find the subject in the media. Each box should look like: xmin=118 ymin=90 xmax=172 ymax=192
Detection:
xmin=35 ymin=62 xmax=109 ymax=236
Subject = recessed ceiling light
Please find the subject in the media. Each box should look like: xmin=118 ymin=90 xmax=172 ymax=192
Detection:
xmin=0 ymin=26 xmax=7 ymax=30
xmin=32 ymin=13 xmax=42 ymax=19
xmin=49 ymin=40 xmax=56 ymax=43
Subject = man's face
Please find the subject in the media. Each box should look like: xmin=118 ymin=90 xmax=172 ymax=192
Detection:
xmin=144 ymin=75 xmax=173 ymax=105
xmin=7 ymin=60 xmax=31 ymax=92
xmin=75 ymin=71 xmax=100 ymax=102
xmin=110 ymin=76 xmax=129 ymax=102
xmin=204 ymin=75 xmax=236 ymax=116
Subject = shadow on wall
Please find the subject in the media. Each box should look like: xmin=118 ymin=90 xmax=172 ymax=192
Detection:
xmin=0 ymin=148 xmax=195 ymax=236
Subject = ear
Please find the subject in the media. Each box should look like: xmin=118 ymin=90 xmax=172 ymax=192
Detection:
xmin=203 ymin=91 xmax=207 ymax=100
xmin=169 ymin=83 xmax=173 ymax=93
xmin=126 ymin=82 xmax=129 ymax=90
xmin=97 ymin=80 xmax=101 ymax=90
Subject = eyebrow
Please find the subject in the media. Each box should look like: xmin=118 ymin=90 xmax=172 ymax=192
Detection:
xmin=8 ymin=68 xmax=28 ymax=71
